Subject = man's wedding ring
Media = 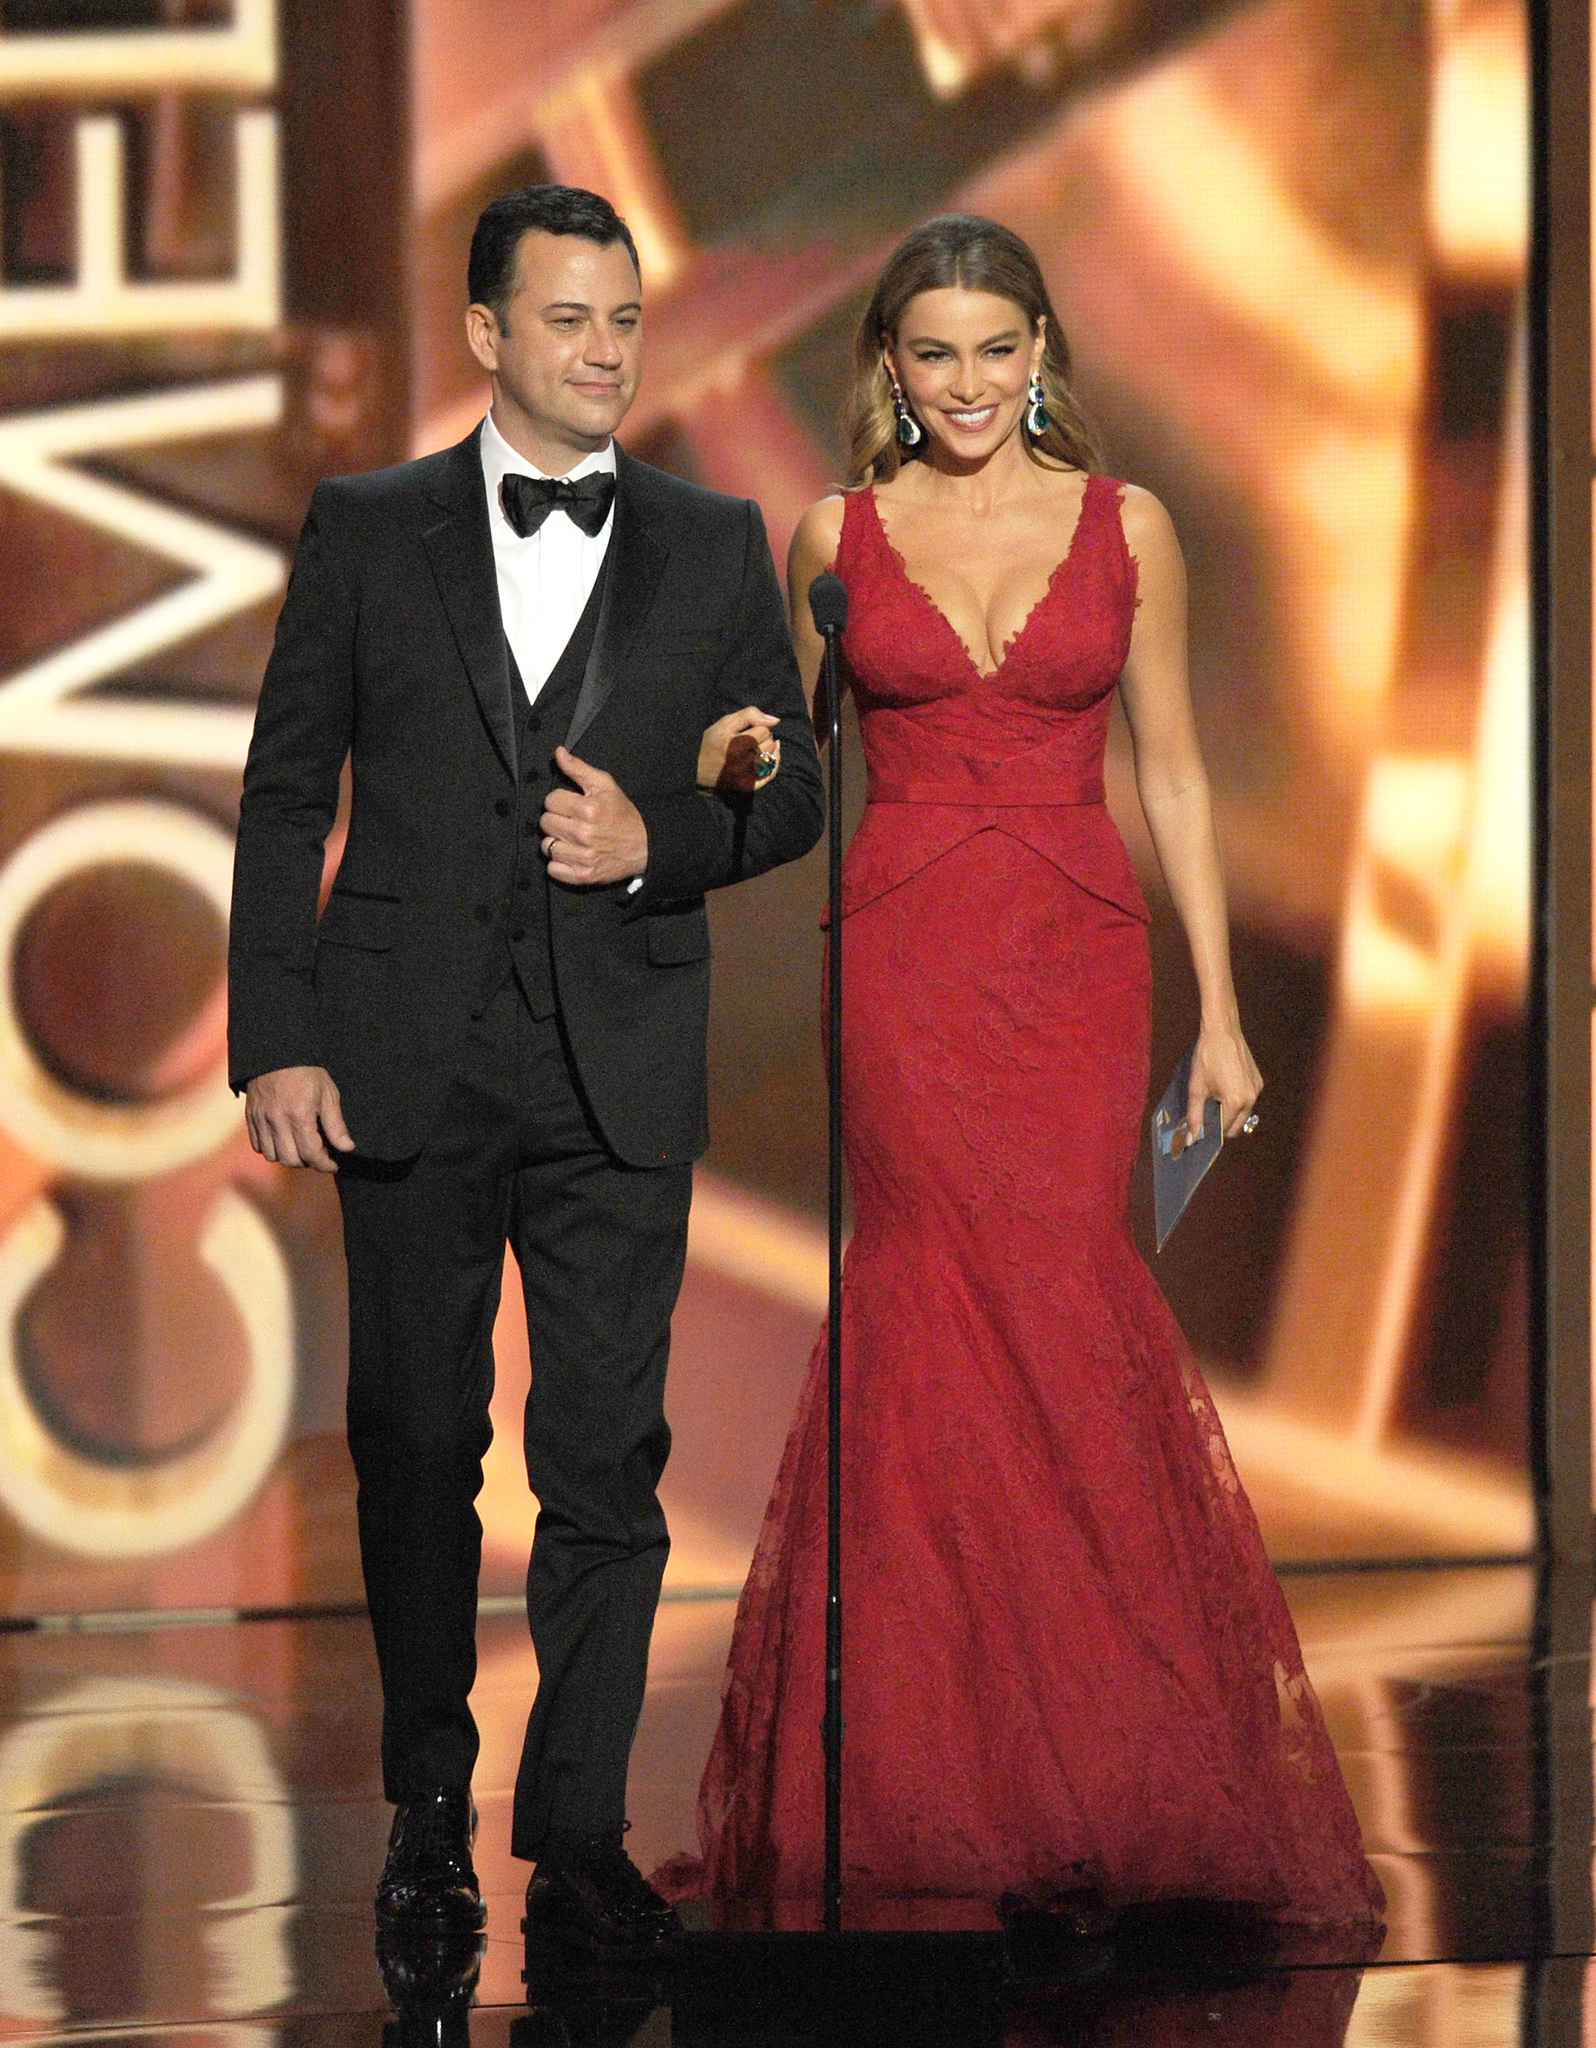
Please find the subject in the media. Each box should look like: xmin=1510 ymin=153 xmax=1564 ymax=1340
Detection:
xmin=1242 ymin=1114 xmax=1260 ymax=1135
xmin=541 ymin=835 xmax=555 ymax=857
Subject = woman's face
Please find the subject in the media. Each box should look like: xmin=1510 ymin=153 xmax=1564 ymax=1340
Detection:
xmin=886 ymin=288 xmax=1045 ymax=467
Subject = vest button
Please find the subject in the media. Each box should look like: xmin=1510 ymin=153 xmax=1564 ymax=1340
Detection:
xmin=523 ymin=821 xmax=537 ymax=837
xmin=494 ymin=798 xmax=510 ymax=818
xmin=527 ymin=715 xmax=542 ymax=734
xmin=517 ymin=875 xmax=531 ymax=891
xmin=474 ymin=904 xmax=491 ymax=925
xmin=512 ymin=928 xmax=527 ymax=944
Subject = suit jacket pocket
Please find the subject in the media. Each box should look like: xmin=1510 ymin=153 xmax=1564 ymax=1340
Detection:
xmin=645 ymin=904 xmax=711 ymax=965
xmin=316 ymin=888 xmax=400 ymax=953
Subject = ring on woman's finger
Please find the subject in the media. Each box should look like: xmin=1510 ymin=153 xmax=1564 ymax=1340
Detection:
xmin=1242 ymin=1113 xmax=1260 ymax=1135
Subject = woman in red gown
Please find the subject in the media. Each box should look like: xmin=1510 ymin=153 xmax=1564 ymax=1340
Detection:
xmin=689 ymin=215 xmax=1383 ymax=1937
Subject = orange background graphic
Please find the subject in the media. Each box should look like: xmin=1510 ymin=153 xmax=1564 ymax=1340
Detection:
xmin=0 ymin=0 xmax=1531 ymax=1621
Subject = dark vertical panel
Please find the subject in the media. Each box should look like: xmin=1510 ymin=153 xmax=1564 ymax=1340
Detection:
xmin=1529 ymin=0 xmax=1591 ymax=1564
xmin=279 ymin=0 xmax=410 ymax=466
xmin=1526 ymin=0 xmax=1596 ymax=1997
xmin=1526 ymin=1560 xmax=1593 ymax=2015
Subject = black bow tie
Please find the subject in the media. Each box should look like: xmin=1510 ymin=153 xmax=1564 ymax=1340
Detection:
xmin=500 ymin=469 xmax=616 ymax=539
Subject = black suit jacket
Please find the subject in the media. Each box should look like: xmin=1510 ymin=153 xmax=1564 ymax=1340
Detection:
xmin=228 ymin=431 xmax=824 ymax=1166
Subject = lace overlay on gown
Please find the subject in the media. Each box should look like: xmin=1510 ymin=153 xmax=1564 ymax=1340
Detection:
xmin=679 ymin=477 xmax=1384 ymax=1934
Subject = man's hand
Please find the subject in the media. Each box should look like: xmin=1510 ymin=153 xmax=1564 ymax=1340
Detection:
xmin=245 ymin=1065 xmax=355 ymax=1172
xmin=540 ymin=747 xmax=649 ymax=887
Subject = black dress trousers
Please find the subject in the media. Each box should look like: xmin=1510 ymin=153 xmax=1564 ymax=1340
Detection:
xmin=338 ymin=981 xmax=692 ymax=1855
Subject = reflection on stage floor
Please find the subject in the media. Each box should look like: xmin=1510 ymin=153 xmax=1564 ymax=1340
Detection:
xmin=0 ymin=1561 xmax=1585 ymax=2043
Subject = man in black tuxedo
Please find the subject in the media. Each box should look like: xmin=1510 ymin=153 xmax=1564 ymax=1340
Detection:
xmin=228 ymin=184 xmax=822 ymax=1949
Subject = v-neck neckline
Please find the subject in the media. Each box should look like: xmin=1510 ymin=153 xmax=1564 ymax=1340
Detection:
xmin=866 ymin=474 xmax=1099 ymax=682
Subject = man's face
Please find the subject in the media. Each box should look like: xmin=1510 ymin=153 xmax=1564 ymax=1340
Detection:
xmin=466 ymin=229 xmax=642 ymax=466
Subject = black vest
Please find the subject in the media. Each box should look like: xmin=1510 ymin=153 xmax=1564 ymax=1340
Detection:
xmin=485 ymin=558 xmax=609 ymax=1018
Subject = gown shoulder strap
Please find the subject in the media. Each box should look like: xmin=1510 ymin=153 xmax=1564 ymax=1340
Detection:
xmin=834 ymin=485 xmax=875 ymax=585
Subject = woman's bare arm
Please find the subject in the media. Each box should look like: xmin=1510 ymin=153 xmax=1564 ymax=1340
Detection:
xmin=787 ymin=495 xmax=848 ymax=734
xmin=1118 ymin=486 xmax=1262 ymax=1140
xmin=695 ymin=490 xmax=848 ymax=789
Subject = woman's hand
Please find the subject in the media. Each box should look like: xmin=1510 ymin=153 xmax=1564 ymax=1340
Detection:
xmin=1186 ymin=1022 xmax=1263 ymax=1144
xmin=698 ymin=707 xmax=781 ymax=792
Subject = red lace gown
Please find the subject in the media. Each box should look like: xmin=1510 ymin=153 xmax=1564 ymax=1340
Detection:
xmin=686 ymin=477 xmax=1384 ymax=1933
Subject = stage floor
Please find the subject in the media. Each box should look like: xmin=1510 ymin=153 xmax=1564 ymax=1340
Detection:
xmin=0 ymin=1561 xmax=1586 ymax=2044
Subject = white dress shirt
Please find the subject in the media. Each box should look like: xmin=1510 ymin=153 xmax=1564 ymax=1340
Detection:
xmin=479 ymin=412 xmax=616 ymax=702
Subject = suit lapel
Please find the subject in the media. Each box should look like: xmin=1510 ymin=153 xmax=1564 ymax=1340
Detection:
xmin=420 ymin=431 xmax=517 ymax=781
xmin=565 ymin=446 xmax=668 ymax=753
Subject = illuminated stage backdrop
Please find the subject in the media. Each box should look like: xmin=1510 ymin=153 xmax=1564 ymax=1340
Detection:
xmin=0 ymin=0 xmax=1529 ymax=1618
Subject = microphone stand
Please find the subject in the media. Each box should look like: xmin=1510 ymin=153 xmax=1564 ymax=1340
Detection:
xmin=809 ymin=571 xmax=849 ymax=1937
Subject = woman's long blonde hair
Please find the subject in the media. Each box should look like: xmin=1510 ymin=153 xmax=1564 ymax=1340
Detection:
xmin=845 ymin=214 xmax=1100 ymax=487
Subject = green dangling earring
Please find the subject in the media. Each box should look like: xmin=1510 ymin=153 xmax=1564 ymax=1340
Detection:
xmin=890 ymin=374 xmax=924 ymax=451
xmin=1025 ymin=370 xmax=1051 ymax=439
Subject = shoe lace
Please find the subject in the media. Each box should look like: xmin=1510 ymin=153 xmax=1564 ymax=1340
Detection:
xmin=586 ymin=1829 xmax=660 ymax=1910
xmin=406 ymin=1791 xmax=470 ymax=1871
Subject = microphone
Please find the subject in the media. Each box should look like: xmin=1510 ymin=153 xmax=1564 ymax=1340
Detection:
xmin=809 ymin=571 xmax=848 ymax=638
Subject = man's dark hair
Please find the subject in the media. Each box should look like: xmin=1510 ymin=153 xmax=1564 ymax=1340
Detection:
xmin=468 ymin=185 xmax=641 ymax=331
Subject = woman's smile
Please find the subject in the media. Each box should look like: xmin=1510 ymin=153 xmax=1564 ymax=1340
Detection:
xmin=943 ymin=403 xmax=1000 ymax=431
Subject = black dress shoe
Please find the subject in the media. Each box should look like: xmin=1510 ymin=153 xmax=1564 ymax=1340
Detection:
xmin=376 ymin=1921 xmax=484 ymax=2044
xmin=523 ymin=1831 xmax=683 ymax=1955
xmin=376 ymin=1786 xmax=487 ymax=1932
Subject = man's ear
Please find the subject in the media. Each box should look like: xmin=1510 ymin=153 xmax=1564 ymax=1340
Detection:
xmin=465 ymin=302 xmax=501 ymax=376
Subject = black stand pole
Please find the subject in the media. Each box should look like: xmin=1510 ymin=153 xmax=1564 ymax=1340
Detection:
xmin=809 ymin=571 xmax=849 ymax=1937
